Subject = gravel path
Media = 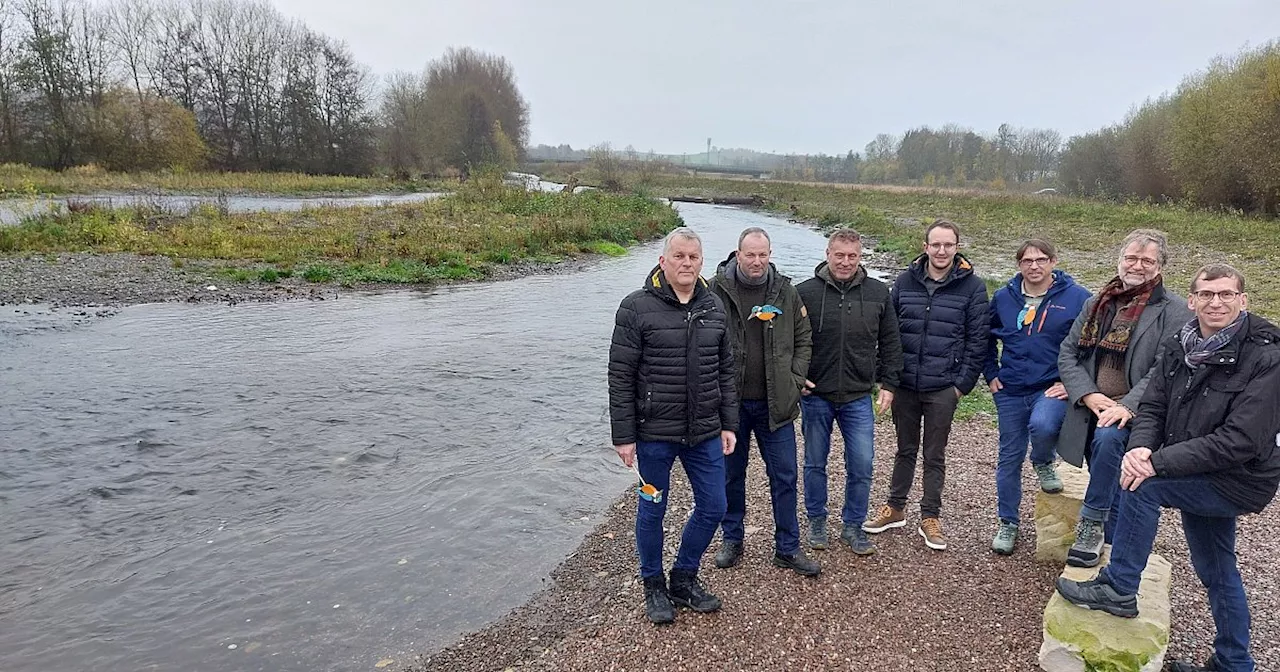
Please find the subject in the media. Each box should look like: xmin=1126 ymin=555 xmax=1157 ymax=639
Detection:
xmin=411 ymin=417 xmax=1280 ymax=672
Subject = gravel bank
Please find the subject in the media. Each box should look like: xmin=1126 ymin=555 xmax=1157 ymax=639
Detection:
xmin=0 ymin=252 xmax=595 ymax=311
xmin=411 ymin=417 xmax=1280 ymax=672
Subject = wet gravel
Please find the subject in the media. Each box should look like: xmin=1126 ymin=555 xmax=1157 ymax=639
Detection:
xmin=0 ymin=252 xmax=595 ymax=312
xmin=411 ymin=416 xmax=1280 ymax=672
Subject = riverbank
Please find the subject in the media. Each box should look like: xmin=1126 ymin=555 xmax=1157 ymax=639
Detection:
xmin=0 ymin=164 xmax=444 ymax=197
xmin=0 ymin=184 xmax=679 ymax=309
xmin=410 ymin=418 xmax=1280 ymax=672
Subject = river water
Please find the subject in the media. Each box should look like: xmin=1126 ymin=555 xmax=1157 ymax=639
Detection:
xmin=0 ymin=203 xmax=855 ymax=671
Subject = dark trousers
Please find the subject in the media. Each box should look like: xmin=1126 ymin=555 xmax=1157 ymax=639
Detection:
xmin=888 ymin=387 xmax=960 ymax=518
xmin=721 ymin=400 xmax=800 ymax=554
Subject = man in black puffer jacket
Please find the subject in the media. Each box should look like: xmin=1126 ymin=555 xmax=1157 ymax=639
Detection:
xmin=608 ymin=226 xmax=739 ymax=625
xmin=864 ymin=220 xmax=989 ymax=552
xmin=1056 ymin=264 xmax=1280 ymax=672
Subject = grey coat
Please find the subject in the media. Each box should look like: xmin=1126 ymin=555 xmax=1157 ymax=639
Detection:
xmin=1056 ymin=286 xmax=1192 ymax=467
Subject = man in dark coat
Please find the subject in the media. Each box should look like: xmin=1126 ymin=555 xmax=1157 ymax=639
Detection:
xmin=1057 ymin=229 xmax=1192 ymax=568
xmin=796 ymin=228 xmax=903 ymax=556
xmin=608 ymin=226 xmax=738 ymax=625
xmin=709 ymin=227 xmax=820 ymax=577
xmin=1056 ymin=263 xmax=1280 ymax=672
xmin=863 ymin=220 xmax=989 ymax=551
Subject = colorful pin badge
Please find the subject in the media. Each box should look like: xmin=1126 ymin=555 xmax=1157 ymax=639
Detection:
xmin=750 ymin=304 xmax=782 ymax=321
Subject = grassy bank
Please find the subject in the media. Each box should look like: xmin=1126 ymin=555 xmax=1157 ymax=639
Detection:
xmin=0 ymin=163 xmax=445 ymax=197
xmin=0 ymin=180 xmax=680 ymax=285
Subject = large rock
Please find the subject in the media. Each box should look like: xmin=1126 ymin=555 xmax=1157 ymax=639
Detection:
xmin=1035 ymin=462 xmax=1091 ymax=564
xmin=1039 ymin=551 xmax=1172 ymax=672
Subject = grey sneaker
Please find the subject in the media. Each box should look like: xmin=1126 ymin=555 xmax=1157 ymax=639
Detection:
xmin=1034 ymin=462 xmax=1064 ymax=494
xmin=808 ymin=516 xmax=828 ymax=550
xmin=1067 ymin=518 xmax=1105 ymax=567
xmin=840 ymin=525 xmax=876 ymax=555
xmin=992 ymin=521 xmax=1018 ymax=555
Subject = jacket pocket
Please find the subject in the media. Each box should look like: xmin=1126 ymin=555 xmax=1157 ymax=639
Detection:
xmin=640 ymin=384 xmax=652 ymax=424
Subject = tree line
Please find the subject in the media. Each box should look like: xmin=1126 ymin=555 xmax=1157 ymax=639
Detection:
xmin=0 ymin=0 xmax=528 ymax=177
xmin=1058 ymin=41 xmax=1280 ymax=213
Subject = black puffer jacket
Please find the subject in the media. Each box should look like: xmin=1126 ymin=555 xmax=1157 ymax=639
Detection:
xmin=609 ymin=265 xmax=738 ymax=445
xmin=796 ymin=262 xmax=903 ymax=403
xmin=891 ymin=253 xmax=990 ymax=393
xmin=1132 ymin=313 xmax=1280 ymax=514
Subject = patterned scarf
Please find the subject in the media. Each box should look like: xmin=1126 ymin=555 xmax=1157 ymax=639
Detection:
xmin=1078 ymin=275 xmax=1162 ymax=369
xmin=1180 ymin=311 xmax=1248 ymax=369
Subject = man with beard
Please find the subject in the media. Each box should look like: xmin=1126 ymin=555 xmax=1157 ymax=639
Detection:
xmin=1057 ymin=229 xmax=1192 ymax=568
xmin=1056 ymin=263 xmax=1280 ymax=672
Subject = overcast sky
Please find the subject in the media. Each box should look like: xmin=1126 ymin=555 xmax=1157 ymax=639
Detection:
xmin=269 ymin=0 xmax=1279 ymax=155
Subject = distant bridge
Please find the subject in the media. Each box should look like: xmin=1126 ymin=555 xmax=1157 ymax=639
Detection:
xmin=522 ymin=156 xmax=772 ymax=179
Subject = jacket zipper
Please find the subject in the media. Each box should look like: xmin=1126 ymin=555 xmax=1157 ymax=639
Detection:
xmin=685 ymin=307 xmax=711 ymax=444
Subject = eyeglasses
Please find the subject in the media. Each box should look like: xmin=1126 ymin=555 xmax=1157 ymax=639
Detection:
xmin=1122 ymin=255 xmax=1160 ymax=269
xmin=927 ymin=243 xmax=957 ymax=252
xmin=1193 ymin=290 xmax=1242 ymax=304
xmin=1018 ymin=257 xmax=1052 ymax=268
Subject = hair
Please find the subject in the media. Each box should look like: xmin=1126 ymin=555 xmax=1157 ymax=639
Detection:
xmin=829 ymin=227 xmax=860 ymax=245
xmin=1190 ymin=263 xmax=1245 ymax=293
xmin=924 ymin=219 xmax=961 ymax=244
xmin=1118 ymin=228 xmax=1169 ymax=266
xmin=737 ymin=226 xmax=771 ymax=249
xmin=1016 ymin=238 xmax=1057 ymax=261
xmin=662 ymin=227 xmax=702 ymax=256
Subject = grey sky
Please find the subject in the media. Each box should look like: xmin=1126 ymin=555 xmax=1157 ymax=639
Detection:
xmin=270 ymin=0 xmax=1278 ymax=155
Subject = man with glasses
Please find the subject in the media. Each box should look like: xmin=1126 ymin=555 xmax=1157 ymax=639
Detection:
xmin=864 ymin=220 xmax=989 ymax=551
xmin=1057 ymin=229 xmax=1191 ymax=567
xmin=1056 ymin=263 xmax=1280 ymax=672
xmin=984 ymin=239 xmax=1091 ymax=554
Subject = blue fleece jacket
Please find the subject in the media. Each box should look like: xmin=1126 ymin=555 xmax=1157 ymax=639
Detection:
xmin=983 ymin=269 xmax=1091 ymax=396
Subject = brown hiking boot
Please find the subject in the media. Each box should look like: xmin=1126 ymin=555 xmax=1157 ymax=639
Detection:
xmin=919 ymin=517 xmax=947 ymax=551
xmin=862 ymin=505 xmax=906 ymax=534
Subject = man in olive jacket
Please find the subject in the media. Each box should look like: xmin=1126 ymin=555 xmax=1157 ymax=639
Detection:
xmin=609 ymin=227 xmax=739 ymax=625
xmin=1057 ymin=229 xmax=1192 ymax=568
xmin=1057 ymin=263 xmax=1280 ymax=672
xmin=709 ymin=227 xmax=820 ymax=577
xmin=795 ymin=228 xmax=903 ymax=555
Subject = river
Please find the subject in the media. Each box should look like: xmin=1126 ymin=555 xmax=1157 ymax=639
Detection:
xmin=0 ymin=202 xmax=860 ymax=671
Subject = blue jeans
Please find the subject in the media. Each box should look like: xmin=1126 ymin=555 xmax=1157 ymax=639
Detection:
xmin=993 ymin=391 xmax=1066 ymax=524
xmin=635 ymin=436 xmax=727 ymax=579
xmin=1100 ymin=476 xmax=1252 ymax=671
xmin=721 ymin=400 xmax=800 ymax=554
xmin=800 ymin=394 xmax=875 ymax=527
xmin=1080 ymin=424 xmax=1130 ymax=541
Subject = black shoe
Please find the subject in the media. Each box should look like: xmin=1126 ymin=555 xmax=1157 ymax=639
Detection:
xmin=1054 ymin=576 xmax=1138 ymax=618
xmin=1166 ymin=655 xmax=1220 ymax=672
xmin=642 ymin=575 xmax=674 ymax=624
xmin=772 ymin=551 xmax=822 ymax=577
xmin=1067 ymin=519 xmax=1105 ymax=568
xmin=668 ymin=569 xmax=722 ymax=612
xmin=714 ymin=540 xmax=743 ymax=569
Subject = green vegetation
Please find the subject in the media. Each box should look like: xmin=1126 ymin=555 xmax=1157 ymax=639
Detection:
xmin=0 ymin=164 xmax=442 ymax=198
xmin=1060 ymin=42 xmax=1280 ymax=213
xmin=0 ymin=178 xmax=680 ymax=286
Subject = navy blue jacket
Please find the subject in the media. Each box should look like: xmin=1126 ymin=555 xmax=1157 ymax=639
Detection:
xmin=891 ymin=253 xmax=990 ymax=394
xmin=983 ymin=270 xmax=1091 ymax=396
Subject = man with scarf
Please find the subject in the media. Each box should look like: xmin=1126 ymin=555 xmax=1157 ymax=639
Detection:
xmin=1057 ymin=229 xmax=1192 ymax=567
xmin=1056 ymin=263 xmax=1280 ymax=672
xmin=709 ymin=227 xmax=821 ymax=577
